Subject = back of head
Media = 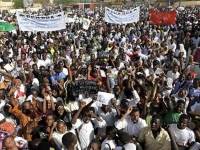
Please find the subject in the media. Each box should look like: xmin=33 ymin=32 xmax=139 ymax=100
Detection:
xmin=118 ymin=132 xmax=131 ymax=144
xmin=38 ymin=141 xmax=50 ymax=150
xmin=62 ymin=132 xmax=75 ymax=149
xmin=106 ymin=126 xmax=117 ymax=139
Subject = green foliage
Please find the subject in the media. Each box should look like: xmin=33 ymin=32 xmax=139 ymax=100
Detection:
xmin=12 ymin=0 xmax=24 ymax=9
xmin=53 ymin=0 xmax=79 ymax=6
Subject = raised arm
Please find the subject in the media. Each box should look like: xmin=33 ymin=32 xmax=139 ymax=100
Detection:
xmin=71 ymin=101 xmax=86 ymax=124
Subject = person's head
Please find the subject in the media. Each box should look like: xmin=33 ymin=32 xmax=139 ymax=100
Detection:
xmin=32 ymin=64 xmax=38 ymax=72
xmin=55 ymin=102 xmax=65 ymax=117
xmin=32 ymin=52 xmax=38 ymax=61
xmin=0 ymin=88 xmax=6 ymax=100
xmin=120 ymin=99 xmax=129 ymax=114
xmin=56 ymin=120 xmax=67 ymax=134
xmin=45 ymin=114 xmax=55 ymax=127
xmin=39 ymin=66 xmax=46 ymax=75
xmin=54 ymin=64 xmax=62 ymax=73
xmin=21 ymin=53 xmax=26 ymax=60
xmin=113 ymin=85 xmax=121 ymax=96
xmin=154 ymin=92 xmax=162 ymax=103
xmin=101 ymin=104 xmax=111 ymax=113
xmin=164 ymin=96 xmax=173 ymax=109
xmin=175 ymin=100 xmax=185 ymax=113
xmin=62 ymin=132 xmax=77 ymax=150
xmin=193 ymin=78 xmax=200 ymax=88
xmin=168 ymin=50 xmax=174 ymax=60
xmin=87 ymin=139 xmax=101 ymax=150
xmin=123 ymin=88 xmax=133 ymax=99
xmin=106 ymin=126 xmax=117 ymax=140
xmin=151 ymin=114 xmax=163 ymax=131
xmin=58 ymin=61 xmax=64 ymax=69
xmin=2 ymin=136 xmax=17 ymax=150
xmin=149 ymin=101 xmax=159 ymax=115
xmin=172 ymin=65 xmax=179 ymax=73
xmin=177 ymin=88 xmax=187 ymax=98
xmin=37 ymin=141 xmax=50 ymax=150
xmin=118 ymin=132 xmax=131 ymax=144
xmin=153 ymin=59 xmax=160 ymax=70
xmin=179 ymin=74 xmax=185 ymax=82
xmin=22 ymin=101 xmax=32 ymax=115
xmin=130 ymin=107 xmax=140 ymax=123
xmin=52 ymin=88 xmax=59 ymax=98
xmin=177 ymin=114 xmax=190 ymax=130
xmin=3 ymin=104 xmax=12 ymax=116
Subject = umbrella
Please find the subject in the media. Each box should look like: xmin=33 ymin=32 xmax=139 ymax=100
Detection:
xmin=0 ymin=21 xmax=16 ymax=32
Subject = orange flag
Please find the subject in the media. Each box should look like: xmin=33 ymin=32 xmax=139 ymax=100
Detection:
xmin=150 ymin=10 xmax=176 ymax=25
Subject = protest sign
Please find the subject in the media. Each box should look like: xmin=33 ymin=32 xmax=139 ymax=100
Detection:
xmin=97 ymin=92 xmax=115 ymax=105
xmin=16 ymin=12 xmax=66 ymax=31
xmin=83 ymin=18 xmax=91 ymax=30
xmin=72 ymin=80 xmax=98 ymax=96
xmin=97 ymin=51 xmax=109 ymax=59
xmin=104 ymin=7 xmax=140 ymax=24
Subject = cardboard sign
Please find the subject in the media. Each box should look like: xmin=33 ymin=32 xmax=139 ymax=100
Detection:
xmin=72 ymin=80 xmax=98 ymax=96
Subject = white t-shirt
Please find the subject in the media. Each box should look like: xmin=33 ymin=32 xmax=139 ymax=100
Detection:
xmin=101 ymin=138 xmax=116 ymax=150
xmin=170 ymin=124 xmax=195 ymax=150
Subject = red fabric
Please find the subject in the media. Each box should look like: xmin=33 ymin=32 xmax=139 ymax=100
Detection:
xmin=193 ymin=48 xmax=200 ymax=62
xmin=0 ymin=122 xmax=14 ymax=133
xmin=150 ymin=10 xmax=176 ymax=25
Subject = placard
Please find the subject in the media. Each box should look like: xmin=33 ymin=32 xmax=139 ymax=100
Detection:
xmin=72 ymin=80 xmax=98 ymax=96
xmin=97 ymin=92 xmax=115 ymax=105
xmin=97 ymin=51 xmax=109 ymax=59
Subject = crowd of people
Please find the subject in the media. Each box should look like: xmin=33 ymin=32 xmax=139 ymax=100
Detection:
xmin=0 ymin=4 xmax=200 ymax=150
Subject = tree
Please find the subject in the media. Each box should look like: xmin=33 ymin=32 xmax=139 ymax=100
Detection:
xmin=53 ymin=0 xmax=77 ymax=6
xmin=12 ymin=0 xmax=24 ymax=9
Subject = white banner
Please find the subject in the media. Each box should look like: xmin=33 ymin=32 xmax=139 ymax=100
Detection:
xmin=104 ymin=7 xmax=140 ymax=24
xmin=16 ymin=12 xmax=66 ymax=31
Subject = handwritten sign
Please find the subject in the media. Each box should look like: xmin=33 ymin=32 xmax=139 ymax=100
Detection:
xmin=97 ymin=51 xmax=109 ymax=59
xmin=72 ymin=80 xmax=98 ymax=96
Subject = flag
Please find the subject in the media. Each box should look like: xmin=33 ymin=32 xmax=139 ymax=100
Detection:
xmin=150 ymin=10 xmax=176 ymax=25
xmin=82 ymin=18 xmax=91 ymax=30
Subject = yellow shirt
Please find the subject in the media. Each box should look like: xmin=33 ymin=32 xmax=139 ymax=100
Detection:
xmin=138 ymin=126 xmax=171 ymax=150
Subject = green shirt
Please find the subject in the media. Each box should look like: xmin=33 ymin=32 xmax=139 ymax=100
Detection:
xmin=164 ymin=109 xmax=183 ymax=125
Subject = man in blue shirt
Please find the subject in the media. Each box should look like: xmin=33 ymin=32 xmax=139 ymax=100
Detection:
xmin=50 ymin=64 xmax=66 ymax=84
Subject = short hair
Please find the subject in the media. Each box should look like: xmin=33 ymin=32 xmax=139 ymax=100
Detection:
xmin=62 ymin=132 xmax=75 ymax=149
xmin=179 ymin=114 xmax=190 ymax=121
xmin=38 ymin=141 xmax=50 ymax=150
xmin=118 ymin=132 xmax=131 ymax=144
xmin=177 ymin=100 xmax=185 ymax=105
xmin=123 ymin=88 xmax=133 ymax=98
xmin=106 ymin=126 xmax=117 ymax=139
xmin=88 ymin=139 xmax=101 ymax=150
xmin=152 ymin=114 xmax=163 ymax=123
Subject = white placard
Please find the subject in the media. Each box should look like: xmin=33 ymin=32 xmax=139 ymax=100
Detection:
xmin=104 ymin=7 xmax=140 ymax=24
xmin=16 ymin=12 xmax=66 ymax=31
xmin=82 ymin=18 xmax=91 ymax=30
xmin=97 ymin=92 xmax=115 ymax=105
